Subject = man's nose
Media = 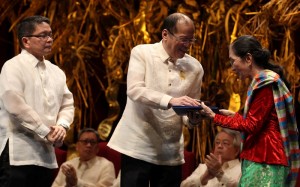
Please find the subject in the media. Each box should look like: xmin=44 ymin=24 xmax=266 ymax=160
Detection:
xmin=217 ymin=143 xmax=223 ymax=148
xmin=183 ymin=42 xmax=192 ymax=47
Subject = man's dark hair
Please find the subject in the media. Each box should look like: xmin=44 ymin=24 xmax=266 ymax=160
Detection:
xmin=77 ymin=128 xmax=101 ymax=143
xmin=161 ymin=13 xmax=193 ymax=34
xmin=17 ymin=15 xmax=50 ymax=48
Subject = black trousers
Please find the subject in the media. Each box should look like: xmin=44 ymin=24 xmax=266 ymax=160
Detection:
xmin=121 ymin=154 xmax=182 ymax=187
xmin=0 ymin=141 xmax=54 ymax=187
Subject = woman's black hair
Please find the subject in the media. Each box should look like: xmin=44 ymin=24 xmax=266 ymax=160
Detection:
xmin=231 ymin=35 xmax=290 ymax=88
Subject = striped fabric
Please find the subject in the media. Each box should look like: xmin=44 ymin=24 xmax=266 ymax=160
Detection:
xmin=243 ymin=69 xmax=300 ymax=187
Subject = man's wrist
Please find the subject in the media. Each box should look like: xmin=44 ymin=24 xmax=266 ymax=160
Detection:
xmin=66 ymin=180 xmax=77 ymax=187
xmin=215 ymin=170 xmax=224 ymax=179
xmin=200 ymin=174 xmax=209 ymax=185
xmin=58 ymin=123 xmax=69 ymax=131
xmin=44 ymin=135 xmax=52 ymax=144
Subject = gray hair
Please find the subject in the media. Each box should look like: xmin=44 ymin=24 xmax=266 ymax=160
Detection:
xmin=215 ymin=128 xmax=241 ymax=150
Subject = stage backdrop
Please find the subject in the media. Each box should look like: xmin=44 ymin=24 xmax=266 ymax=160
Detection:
xmin=0 ymin=0 xmax=299 ymax=163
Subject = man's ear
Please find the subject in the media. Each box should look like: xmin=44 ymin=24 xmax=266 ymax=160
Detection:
xmin=162 ymin=29 xmax=168 ymax=40
xmin=22 ymin=37 xmax=30 ymax=48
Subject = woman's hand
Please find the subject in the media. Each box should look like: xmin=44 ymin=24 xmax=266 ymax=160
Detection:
xmin=199 ymin=102 xmax=215 ymax=119
xmin=219 ymin=109 xmax=235 ymax=117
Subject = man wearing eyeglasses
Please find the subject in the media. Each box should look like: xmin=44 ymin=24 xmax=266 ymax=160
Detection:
xmin=52 ymin=128 xmax=115 ymax=187
xmin=108 ymin=13 xmax=204 ymax=187
xmin=181 ymin=128 xmax=241 ymax=187
xmin=0 ymin=15 xmax=74 ymax=187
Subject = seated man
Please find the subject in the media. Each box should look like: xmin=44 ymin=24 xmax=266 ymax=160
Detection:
xmin=181 ymin=128 xmax=241 ymax=187
xmin=52 ymin=128 xmax=115 ymax=187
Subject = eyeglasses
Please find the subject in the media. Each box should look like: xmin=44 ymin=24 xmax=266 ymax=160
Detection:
xmin=78 ymin=139 xmax=98 ymax=146
xmin=167 ymin=29 xmax=196 ymax=44
xmin=25 ymin=32 xmax=53 ymax=40
xmin=215 ymin=140 xmax=232 ymax=148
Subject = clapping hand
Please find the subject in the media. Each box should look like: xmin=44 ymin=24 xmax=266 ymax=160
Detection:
xmin=205 ymin=153 xmax=224 ymax=178
xmin=61 ymin=163 xmax=78 ymax=187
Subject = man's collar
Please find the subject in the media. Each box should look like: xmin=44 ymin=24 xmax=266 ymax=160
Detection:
xmin=21 ymin=49 xmax=43 ymax=68
xmin=78 ymin=156 xmax=98 ymax=169
xmin=222 ymin=159 xmax=240 ymax=169
xmin=157 ymin=41 xmax=170 ymax=63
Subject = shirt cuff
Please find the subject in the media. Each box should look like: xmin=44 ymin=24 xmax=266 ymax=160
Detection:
xmin=29 ymin=123 xmax=50 ymax=139
xmin=56 ymin=119 xmax=70 ymax=131
xmin=160 ymin=95 xmax=173 ymax=110
xmin=58 ymin=123 xmax=69 ymax=131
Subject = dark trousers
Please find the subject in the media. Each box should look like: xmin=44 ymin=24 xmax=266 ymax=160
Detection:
xmin=121 ymin=154 xmax=182 ymax=187
xmin=0 ymin=141 xmax=54 ymax=187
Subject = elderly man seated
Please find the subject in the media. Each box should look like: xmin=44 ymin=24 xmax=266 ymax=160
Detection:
xmin=181 ymin=128 xmax=241 ymax=187
xmin=52 ymin=128 xmax=115 ymax=187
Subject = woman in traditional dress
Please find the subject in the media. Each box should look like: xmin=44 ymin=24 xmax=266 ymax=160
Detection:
xmin=199 ymin=35 xmax=299 ymax=187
